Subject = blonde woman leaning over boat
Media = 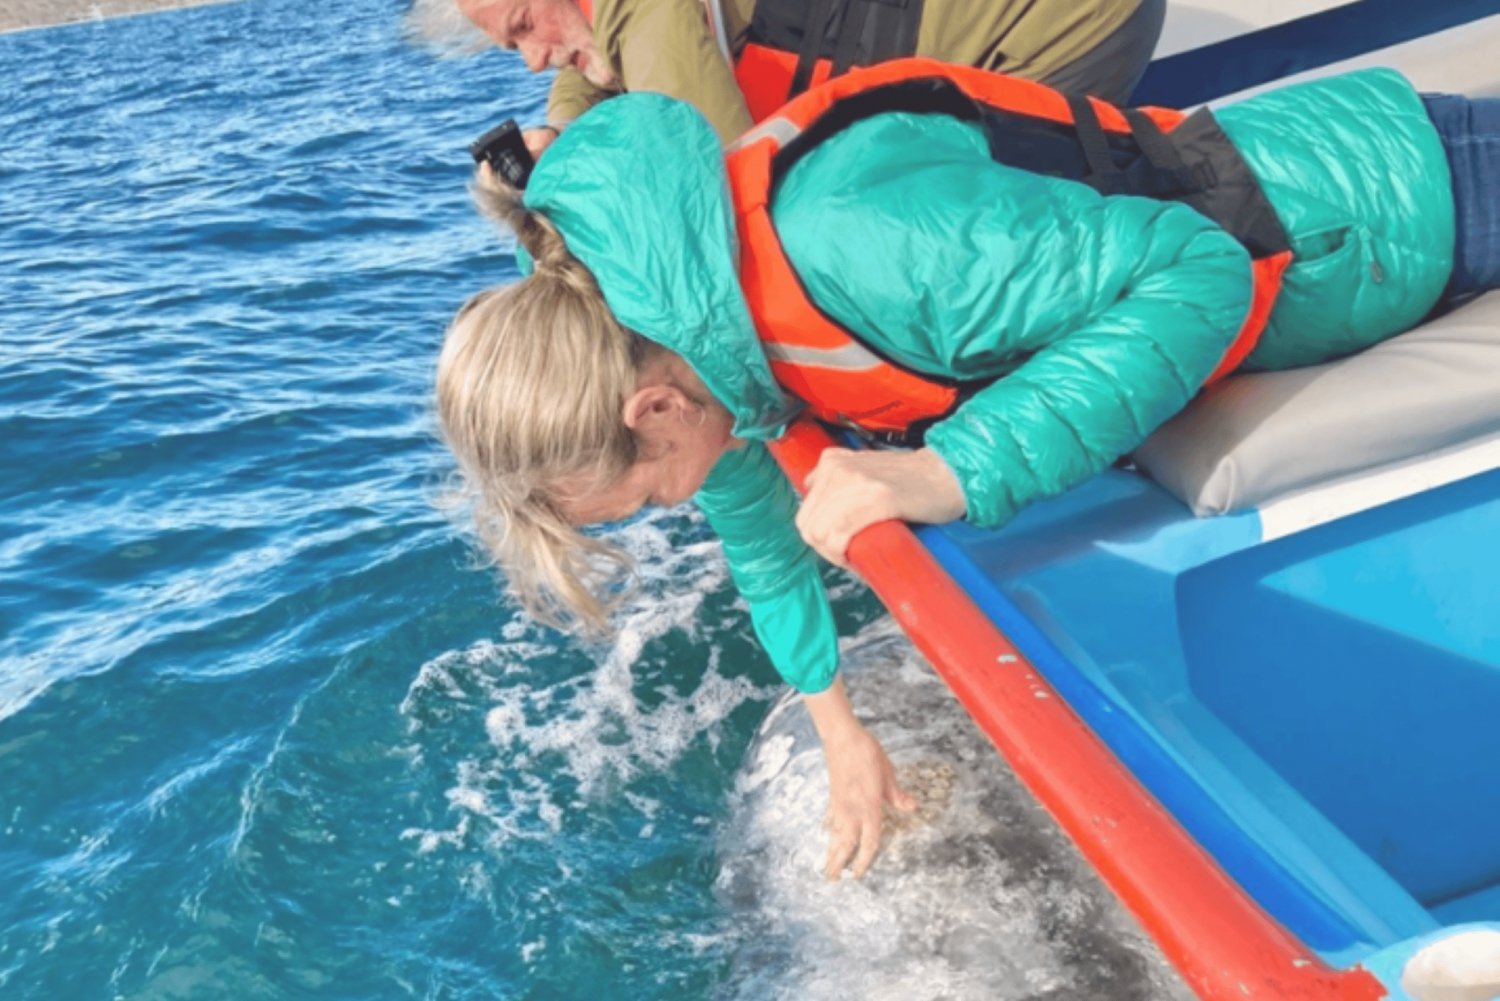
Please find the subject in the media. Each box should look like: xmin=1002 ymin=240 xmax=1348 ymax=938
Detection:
xmin=435 ymin=61 xmax=1500 ymax=879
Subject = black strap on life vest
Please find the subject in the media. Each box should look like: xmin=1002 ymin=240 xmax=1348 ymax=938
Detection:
xmin=764 ymin=76 xmax=1293 ymax=447
xmin=1152 ymin=108 xmax=1291 ymax=258
xmin=986 ymin=98 xmax=1290 ymax=263
xmin=830 ymin=0 xmax=871 ymax=77
xmin=752 ymin=0 xmax=927 ymax=103
xmin=1065 ymin=94 xmax=1129 ymax=194
xmin=770 ymin=78 xmax=981 ymax=178
xmin=1123 ymin=108 xmax=1197 ymax=192
xmin=787 ymin=0 xmax=840 ymax=97
xmin=855 ymin=381 xmax=984 ymax=447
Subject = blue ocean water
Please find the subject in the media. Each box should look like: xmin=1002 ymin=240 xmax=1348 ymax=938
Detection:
xmin=0 ymin=3 xmax=886 ymax=996
xmin=1 ymin=4 xmax=1200 ymax=999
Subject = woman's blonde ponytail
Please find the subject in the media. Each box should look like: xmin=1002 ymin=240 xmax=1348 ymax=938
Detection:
xmin=471 ymin=167 xmax=582 ymax=276
xmin=436 ymin=177 xmax=657 ymax=632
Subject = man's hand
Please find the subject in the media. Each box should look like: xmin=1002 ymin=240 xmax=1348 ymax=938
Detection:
xmin=522 ymin=126 xmax=558 ymax=159
xmin=795 ymin=447 xmax=966 ymax=568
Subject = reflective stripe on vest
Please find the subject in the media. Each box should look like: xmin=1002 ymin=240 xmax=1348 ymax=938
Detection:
xmin=726 ymin=58 xmax=1294 ymax=437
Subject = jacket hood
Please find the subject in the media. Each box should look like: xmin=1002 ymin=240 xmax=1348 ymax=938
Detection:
xmin=519 ymin=94 xmax=797 ymax=440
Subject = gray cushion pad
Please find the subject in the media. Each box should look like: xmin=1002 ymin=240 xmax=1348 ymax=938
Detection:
xmin=1135 ymin=293 xmax=1500 ymax=516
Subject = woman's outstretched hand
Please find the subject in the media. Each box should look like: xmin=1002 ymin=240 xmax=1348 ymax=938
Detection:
xmin=821 ymin=724 xmax=916 ymax=879
xmin=795 ymin=446 xmax=965 ymax=568
xmin=803 ymin=678 xmax=916 ymax=880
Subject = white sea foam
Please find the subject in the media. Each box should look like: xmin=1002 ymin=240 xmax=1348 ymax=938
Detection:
xmin=398 ymin=506 xmax=1190 ymax=997
xmin=399 ymin=507 xmax=771 ymax=856
xmin=0 ymin=652 xmax=61 ymax=725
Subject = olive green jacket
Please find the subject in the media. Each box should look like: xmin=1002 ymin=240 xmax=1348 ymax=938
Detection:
xmin=547 ymin=0 xmax=1146 ymax=143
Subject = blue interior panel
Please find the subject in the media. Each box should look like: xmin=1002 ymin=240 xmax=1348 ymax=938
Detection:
xmin=1180 ymin=470 xmax=1500 ymax=906
xmin=922 ymin=466 xmax=1500 ymax=968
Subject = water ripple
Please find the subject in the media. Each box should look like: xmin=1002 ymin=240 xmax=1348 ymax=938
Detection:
xmin=0 ymin=1 xmax=1175 ymax=997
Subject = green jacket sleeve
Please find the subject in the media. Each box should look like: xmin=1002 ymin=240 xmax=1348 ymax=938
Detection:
xmin=772 ymin=112 xmax=1255 ymax=528
xmin=593 ymin=0 xmax=752 ymax=144
xmin=923 ymin=194 xmax=1255 ymax=527
xmin=694 ymin=442 xmax=839 ymax=693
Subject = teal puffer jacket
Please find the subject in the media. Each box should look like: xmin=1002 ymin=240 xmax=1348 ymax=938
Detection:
xmin=775 ymin=68 xmax=1453 ymax=528
xmin=1216 ymin=69 xmax=1454 ymax=370
xmin=519 ymin=69 xmax=1452 ymax=694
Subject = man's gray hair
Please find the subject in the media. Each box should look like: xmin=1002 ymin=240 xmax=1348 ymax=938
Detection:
xmin=406 ymin=0 xmax=491 ymax=52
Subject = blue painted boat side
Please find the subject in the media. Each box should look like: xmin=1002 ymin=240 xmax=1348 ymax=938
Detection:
xmin=920 ymin=466 xmax=1500 ymax=969
xmin=1136 ymin=0 xmax=1500 ymax=106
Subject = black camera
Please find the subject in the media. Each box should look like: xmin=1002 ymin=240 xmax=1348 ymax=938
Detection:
xmin=469 ymin=119 xmax=535 ymax=189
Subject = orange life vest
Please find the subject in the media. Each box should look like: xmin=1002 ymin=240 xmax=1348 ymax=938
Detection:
xmin=731 ymin=0 xmax=926 ymax=122
xmin=726 ymin=58 xmax=1295 ymax=438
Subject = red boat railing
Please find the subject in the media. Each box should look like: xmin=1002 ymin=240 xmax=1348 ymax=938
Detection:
xmin=769 ymin=418 xmax=1388 ymax=1001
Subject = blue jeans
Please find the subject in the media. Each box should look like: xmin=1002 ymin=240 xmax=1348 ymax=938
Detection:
xmin=1421 ymin=93 xmax=1500 ymax=307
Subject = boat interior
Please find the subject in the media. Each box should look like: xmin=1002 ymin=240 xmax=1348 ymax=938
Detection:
xmin=922 ymin=185 xmax=1500 ymax=972
xmin=924 ymin=304 xmax=1500 ymax=968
